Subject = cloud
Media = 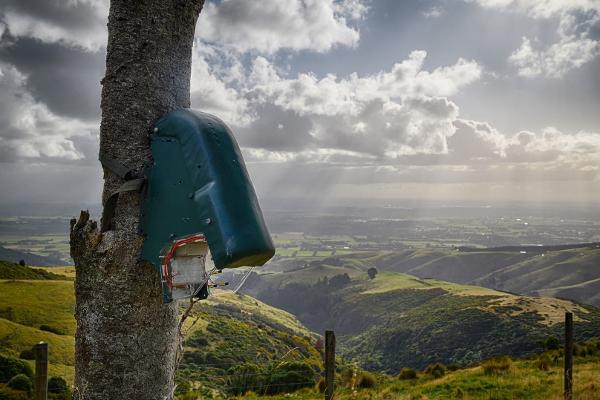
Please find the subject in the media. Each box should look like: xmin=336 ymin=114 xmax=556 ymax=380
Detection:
xmin=0 ymin=0 xmax=598 ymax=206
xmin=206 ymin=51 xmax=478 ymax=158
xmin=0 ymin=37 xmax=104 ymax=120
xmin=505 ymin=127 xmax=600 ymax=168
xmin=509 ymin=24 xmax=600 ymax=78
xmin=471 ymin=0 xmax=600 ymax=77
xmin=448 ymin=119 xmax=507 ymax=159
xmin=243 ymin=124 xmax=600 ymax=200
xmin=422 ymin=6 xmax=443 ymax=18
xmin=471 ymin=1 xmax=598 ymax=19
xmin=0 ymin=62 xmax=96 ymax=163
xmin=190 ymin=43 xmax=251 ymax=126
xmin=0 ymin=0 xmax=108 ymax=51
xmin=446 ymin=118 xmax=600 ymax=169
xmin=196 ymin=0 xmax=367 ymax=54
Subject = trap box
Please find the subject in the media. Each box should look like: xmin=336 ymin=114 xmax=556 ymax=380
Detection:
xmin=139 ymin=109 xmax=275 ymax=303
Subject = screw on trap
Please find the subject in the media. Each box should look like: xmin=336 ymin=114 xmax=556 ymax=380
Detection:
xmin=140 ymin=109 xmax=275 ymax=303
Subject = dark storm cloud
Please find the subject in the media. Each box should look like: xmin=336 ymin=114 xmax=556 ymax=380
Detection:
xmin=0 ymin=0 xmax=107 ymax=50
xmin=0 ymin=36 xmax=104 ymax=120
xmin=1 ymin=0 xmax=105 ymax=33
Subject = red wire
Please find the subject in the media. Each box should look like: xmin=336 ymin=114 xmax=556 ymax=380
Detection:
xmin=162 ymin=234 xmax=206 ymax=289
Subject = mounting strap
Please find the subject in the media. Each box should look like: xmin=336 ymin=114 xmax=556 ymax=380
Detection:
xmin=99 ymin=155 xmax=146 ymax=232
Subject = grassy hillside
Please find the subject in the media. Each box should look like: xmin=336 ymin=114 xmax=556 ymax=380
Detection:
xmin=0 ymin=280 xmax=76 ymax=336
xmin=0 ymin=276 xmax=322 ymax=397
xmin=0 ymin=245 xmax=65 ymax=266
xmin=537 ymin=278 xmax=600 ymax=308
xmin=1 ymin=266 xmax=600 ymax=399
xmin=474 ymin=248 xmax=600 ymax=302
xmin=238 ymin=348 xmax=600 ymax=400
xmin=246 ymin=269 xmax=600 ymax=373
xmin=177 ymin=291 xmax=322 ymax=397
xmin=0 ymin=279 xmax=76 ymax=385
xmin=0 ymin=260 xmax=67 ymax=280
xmin=299 ymin=246 xmax=600 ymax=306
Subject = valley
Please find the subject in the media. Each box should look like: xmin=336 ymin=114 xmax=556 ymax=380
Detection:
xmin=1 ymin=204 xmax=600 ymax=398
xmin=1 ymin=261 xmax=600 ymax=399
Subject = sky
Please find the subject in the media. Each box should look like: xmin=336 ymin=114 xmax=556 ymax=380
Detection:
xmin=0 ymin=0 xmax=599 ymax=212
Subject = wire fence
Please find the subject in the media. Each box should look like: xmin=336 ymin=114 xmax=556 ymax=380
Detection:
xmin=178 ymin=344 xmax=324 ymax=397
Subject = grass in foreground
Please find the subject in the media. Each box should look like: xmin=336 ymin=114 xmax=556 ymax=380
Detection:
xmin=234 ymin=354 xmax=600 ymax=400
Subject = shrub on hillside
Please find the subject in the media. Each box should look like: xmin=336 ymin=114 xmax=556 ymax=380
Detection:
xmin=39 ymin=325 xmax=65 ymax=335
xmin=544 ymin=336 xmax=560 ymax=350
xmin=0 ymin=384 xmax=29 ymax=400
xmin=446 ymin=363 xmax=461 ymax=371
xmin=7 ymin=374 xmax=32 ymax=392
xmin=0 ymin=355 xmax=33 ymax=383
xmin=227 ymin=363 xmax=263 ymax=396
xmin=18 ymin=349 xmax=34 ymax=360
xmin=339 ymin=366 xmax=355 ymax=386
xmin=187 ymin=336 xmax=208 ymax=347
xmin=537 ymin=354 xmax=551 ymax=371
xmin=48 ymin=377 xmax=69 ymax=394
xmin=482 ymin=356 xmax=511 ymax=375
xmin=176 ymin=391 xmax=202 ymax=400
xmin=573 ymin=343 xmax=592 ymax=357
xmin=357 ymin=371 xmax=376 ymax=388
xmin=174 ymin=380 xmax=191 ymax=396
xmin=0 ymin=307 xmax=15 ymax=322
xmin=367 ymin=267 xmax=378 ymax=280
xmin=227 ymin=361 xmax=316 ymax=396
xmin=398 ymin=367 xmax=417 ymax=380
xmin=329 ymin=273 xmax=351 ymax=288
xmin=316 ymin=377 xmax=326 ymax=393
xmin=265 ymin=361 xmax=316 ymax=395
xmin=583 ymin=340 xmax=599 ymax=356
xmin=424 ymin=363 xmax=446 ymax=378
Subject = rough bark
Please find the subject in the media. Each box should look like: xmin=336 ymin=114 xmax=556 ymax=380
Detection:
xmin=70 ymin=1 xmax=203 ymax=399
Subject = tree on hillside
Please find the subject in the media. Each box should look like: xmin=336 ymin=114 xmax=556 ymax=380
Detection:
xmin=367 ymin=267 xmax=378 ymax=279
xmin=69 ymin=1 xmax=204 ymax=398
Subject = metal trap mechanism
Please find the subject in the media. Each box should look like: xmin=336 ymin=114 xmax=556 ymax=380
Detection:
xmin=160 ymin=234 xmax=220 ymax=301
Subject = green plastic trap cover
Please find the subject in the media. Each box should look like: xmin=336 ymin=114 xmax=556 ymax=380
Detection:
xmin=140 ymin=109 xmax=275 ymax=288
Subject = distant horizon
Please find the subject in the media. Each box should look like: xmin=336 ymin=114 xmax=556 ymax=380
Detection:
xmin=2 ymin=197 xmax=600 ymax=219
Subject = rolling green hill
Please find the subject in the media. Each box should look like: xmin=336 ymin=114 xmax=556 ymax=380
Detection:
xmin=0 ymin=279 xmax=76 ymax=384
xmin=1 ymin=263 xmax=600 ymax=399
xmin=177 ymin=291 xmax=322 ymax=397
xmin=474 ymin=248 xmax=600 ymax=303
xmin=0 ymin=245 xmax=65 ymax=267
xmin=239 ymin=347 xmax=600 ymax=400
xmin=0 ymin=260 xmax=67 ymax=280
xmin=295 ymin=246 xmax=600 ymax=306
xmin=245 ymin=268 xmax=600 ymax=373
xmin=0 ymin=275 xmax=322 ymax=397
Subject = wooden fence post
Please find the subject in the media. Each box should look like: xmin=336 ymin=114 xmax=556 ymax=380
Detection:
xmin=324 ymin=330 xmax=336 ymax=400
xmin=564 ymin=312 xmax=573 ymax=400
xmin=34 ymin=342 xmax=48 ymax=400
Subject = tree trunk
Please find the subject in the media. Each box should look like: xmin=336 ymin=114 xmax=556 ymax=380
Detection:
xmin=70 ymin=1 xmax=203 ymax=399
